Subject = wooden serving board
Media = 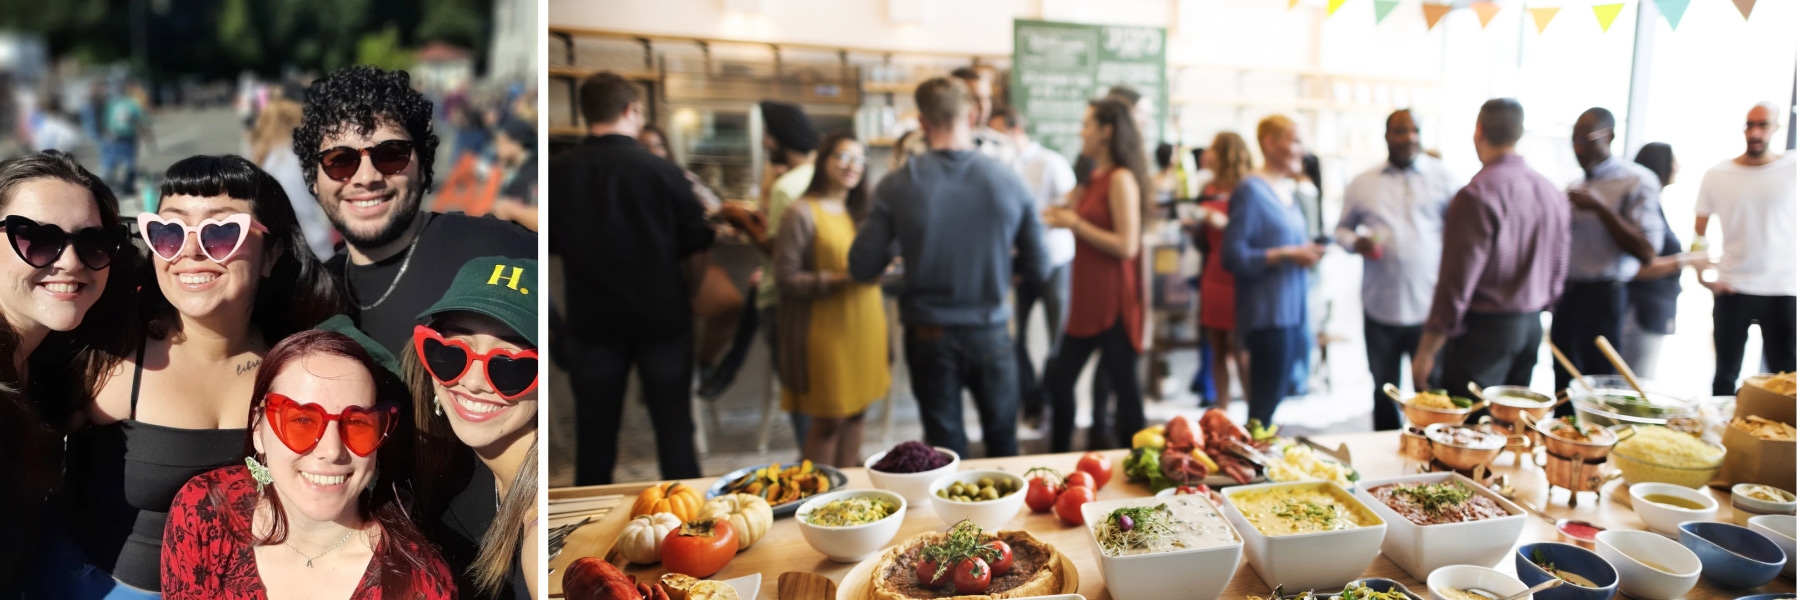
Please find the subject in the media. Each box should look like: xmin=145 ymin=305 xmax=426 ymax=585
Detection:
xmin=834 ymin=549 xmax=1080 ymax=600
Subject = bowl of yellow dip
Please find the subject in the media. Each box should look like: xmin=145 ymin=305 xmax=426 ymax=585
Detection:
xmin=1223 ymin=481 xmax=1388 ymax=592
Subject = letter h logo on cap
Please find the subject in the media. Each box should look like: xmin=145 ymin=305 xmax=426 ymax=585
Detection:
xmin=487 ymin=264 xmax=529 ymax=294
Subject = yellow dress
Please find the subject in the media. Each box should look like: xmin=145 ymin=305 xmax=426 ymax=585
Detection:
xmin=782 ymin=202 xmax=891 ymax=418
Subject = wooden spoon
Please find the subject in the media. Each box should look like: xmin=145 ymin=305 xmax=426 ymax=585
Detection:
xmin=1594 ymin=335 xmax=1651 ymax=401
xmin=778 ymin=571 xmax=837 ymax=600
xmin=1545 ymin=334 xmax=1594 ymax=394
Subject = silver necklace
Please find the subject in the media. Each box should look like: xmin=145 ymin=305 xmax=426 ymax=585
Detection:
xmin=349 ymin=223 xmax=424 ymax=311
xmin=288 ymin=528 xmax=357 ymax=568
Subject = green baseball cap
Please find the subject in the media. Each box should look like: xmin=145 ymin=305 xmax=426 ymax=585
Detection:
xmin=418 ymin=256 xmax=538 ymax=347
xmin=316 ymin=314 xmax=402 ymax=377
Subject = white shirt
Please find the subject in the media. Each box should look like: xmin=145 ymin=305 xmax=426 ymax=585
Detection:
xmin=261 ymin=146 xmax=339 ymax=260
xmin=973 ymin=126 xmax=1017 ymax=165
xmin=1695 ymin=154 xmax=1797 ymax=296
xmin=1011 ymin=141 xmax=1078 ymax=266
xmin=1335 ymin=155 xmax=1461 ymax=326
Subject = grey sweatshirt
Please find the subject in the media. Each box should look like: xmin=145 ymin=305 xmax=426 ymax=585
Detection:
xmin=849 ymin=149 xmax=1050 ymax=327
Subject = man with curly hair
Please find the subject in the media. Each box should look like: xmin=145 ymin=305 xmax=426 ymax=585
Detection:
xmin=293 ymin=66 xmax=535 ymax=354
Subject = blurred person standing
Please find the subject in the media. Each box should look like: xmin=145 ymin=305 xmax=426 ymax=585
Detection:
xmin=252 ymin=95 xmax=338 ymax=259
xmin=100 ymin=81 xmax=150 ymax=194
xmin=989 ymin=105 xmax=1076 ymax=430
xmin=1042 ymin=98 xmax=1149 ymax=452
xmin=951 ymin=68 xmax=1014 ymax=164
xmin=1551 ymin=108 xmax=1661 ymax=397
xmin=1413 ymin=99 xmax=1570 ymax=400
xmin=848 ymin=77 xmax=1049 ymax=458
xmin=774 ymin=132 xmax=888 ymax=467
xmin=550 ymin=71 xmax=712 ymax=484
xmin=639 ymin=124 xmax=724 ymax=211
xmin=294 ymin=66 xmax=534 ymax=354
xmin=29 ymin=94 xmax=85 ymax=153
xmin=1621 ymin=143 xmax=1705 ymax=377
xmin=1694 ymin=102 xmax=1796 ymax=395
xmin=489 ymin=117 xmax=537 ymax=232
xmin=1335 ymin=109 xmax=1459 ymax=431
xmin=1221 ymin=115 xmax=1326 ymax=428
xmin=1191 ymin=133 xmax=1254 ymax=411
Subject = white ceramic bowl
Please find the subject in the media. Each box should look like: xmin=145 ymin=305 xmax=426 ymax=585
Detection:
xmin=1353 ymin=472 xmax=1528 ymax=580
xmin=1221 ymin=480 xmax=1388 ymax=592
xmin=1594 ymin=529 xmax=1703 ymax=600
xmin=1748 ymin=514 xmax=1797 ymax=579
xmin=863 ymin=446 xmax=960 ymax=505
xmin=927 ymin=470 xmax=1027 ymax=531
xmin=1079 ymin=495 xmax=1243 ymax=600
xmin=793 ymin=489 xmax=908 ymax=563
xmin=1425 ymin=565 xmax=1530 ymax=600
xmin=1628 ymin=482 xmax=1718 ymax=537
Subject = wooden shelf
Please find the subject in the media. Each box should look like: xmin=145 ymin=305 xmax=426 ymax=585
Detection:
xmin=547 ymin=66 xmax=657 ymax=81
xmin=861 ymin=81 xmax=916 ymax=94
xmin=548 ymin=26 xmax=1009 ymax=61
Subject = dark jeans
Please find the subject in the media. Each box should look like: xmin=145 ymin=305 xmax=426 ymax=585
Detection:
xmin=1440 ymin=312 xmax=1542 ymax=411
xmin=1364 ymin=315 xmax=1428 ymax=431
xmin=1243 ymin=326 xmax=1306 ymax=427
xmin=904 ymin=323 xmax=1019 ymax=458
xmin=568 ymin=334 xmax=701 ymax=485
xmin=1015 ymin=263 xmax=1070 ymax=424
xmin=1045 ymin=321 xmax=1144 ymax=453
xmin=1712 ymin=292 xmax=1798 ymax=395
xmin=1551 ymin=281 xmax=1627 ymax=397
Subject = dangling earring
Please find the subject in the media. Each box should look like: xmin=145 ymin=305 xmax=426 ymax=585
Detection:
xmin=365 ymin=465 xmax=380 ymax=493
xmin=246 ymin=455 xmax=273 ymax=492
xmin=433 ymin=395 xmax=443 ymax=417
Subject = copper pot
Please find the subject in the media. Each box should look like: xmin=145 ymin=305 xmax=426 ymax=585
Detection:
xmin=1388 ymin=384 xmax=1488 ymax=428
xmin=1401 ymin=427 xmax=1434 ymax=462
xmin=1424 ymin=423 xmax=1522 ymax=472
xmin=1534 ymin=416 xmax=1633 ymax=461
xmin=1483 ymin=386 xmax=1563 ymax=426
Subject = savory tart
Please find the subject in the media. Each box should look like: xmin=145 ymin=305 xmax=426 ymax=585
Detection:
xmin=871 ymin=530 xmax=1063 ymax=600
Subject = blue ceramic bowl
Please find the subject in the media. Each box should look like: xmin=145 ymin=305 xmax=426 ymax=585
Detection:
xmin=1513 ymin=542 xmax=1620 ymax=600
xmin=1679 ymin=521 xmax=1786 ymax=590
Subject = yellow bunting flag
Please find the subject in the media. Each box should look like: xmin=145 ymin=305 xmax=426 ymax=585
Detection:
xmin=1289 ymin=0 xmax=1301 ymax=9
xmin=1653 ymin=0 xmax=1691 ymax=28
xmin=1528 ymin=7 xmax=1561 ymax=33
xmin=1327 ymin=0 xmax=1346 ymax=16
xmin=1592 ymin=3 xmax=1624 ymax=32
xmin=1732 ymin=0 xmax=1756 ymax=20
xmin=1472 ymin=1 xmax=1502 ymax=28
xmin=1373 ymin=0 xmax=1401 ymax=23
xmin=1422 ymin=3 xmax=1453 ymax=29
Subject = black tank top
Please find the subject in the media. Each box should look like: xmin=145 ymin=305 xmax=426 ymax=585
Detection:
xmin=66 ymin=344 xmax=245 ymax=591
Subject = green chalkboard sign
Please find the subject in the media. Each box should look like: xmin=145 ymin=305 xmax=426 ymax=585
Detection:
xmin=1011 ymin=19 xmax=1166 ymax=162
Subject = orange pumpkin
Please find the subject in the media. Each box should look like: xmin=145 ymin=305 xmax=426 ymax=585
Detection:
xmin=631 ymin=482 xmax=704 ymax=522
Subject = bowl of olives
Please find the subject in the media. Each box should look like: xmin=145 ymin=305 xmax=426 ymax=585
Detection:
xmin=927 ymin=470 xmax=1027 ymax=531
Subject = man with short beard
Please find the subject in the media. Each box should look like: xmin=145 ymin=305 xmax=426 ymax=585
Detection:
xmin=1694 ymin=102 xmax=1796 ymax=395
xmin=294 ymin=66 xmax=535 ymax=354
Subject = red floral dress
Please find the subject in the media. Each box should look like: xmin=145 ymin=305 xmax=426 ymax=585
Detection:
xmin=161 ymin=465 xmax=456 ymax=599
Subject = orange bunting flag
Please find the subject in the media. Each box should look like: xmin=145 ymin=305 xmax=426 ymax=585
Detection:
xmin=1327 ymin=0 xmax=1347 ymax=16
xmin=1592 ymin=3 xmax=1624 ymax=32
xmin=1529 ymin=7 xmax=1561 ymax=33
xmin=1472 ymin=1 xmax=1502 ymax=28
xmin=1732 ymin=0 xmax=1756 ymax=20
xmin=1422 ymin=3 xmax=1453 ymax=29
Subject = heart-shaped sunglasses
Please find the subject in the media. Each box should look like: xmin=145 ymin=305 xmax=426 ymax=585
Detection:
xmin=136 ymin=213 xmax=267 ymax=263
xmin=264 ymin=392 xmax=399 ymax=457
xmin=2 ymin=215 xmax=126 ymax=270
xmin=414 ymin=325 xmax=539 ymax=400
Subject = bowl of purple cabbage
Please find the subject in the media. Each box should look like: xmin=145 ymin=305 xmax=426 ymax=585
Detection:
xmin=864 ymin=441 xmax=960 ymax=505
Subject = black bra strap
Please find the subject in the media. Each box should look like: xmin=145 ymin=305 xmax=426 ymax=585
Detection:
xmin=128 ymin=342 xmax=146 ymax=419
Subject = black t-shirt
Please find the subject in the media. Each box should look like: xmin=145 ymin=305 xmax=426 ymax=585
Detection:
xmin=328 ymin=212 xmax=536 ymax=355
xmin=436 ymin=460 xmax=531 ymax=600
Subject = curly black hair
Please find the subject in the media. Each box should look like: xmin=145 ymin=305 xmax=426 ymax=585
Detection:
xmin=292 ymin=66 xmax=441 ymax=196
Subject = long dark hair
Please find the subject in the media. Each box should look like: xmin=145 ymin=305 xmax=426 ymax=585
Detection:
xmin=142 ymin=155 xmax=349 ymax=343
xmin=1088 ymin=98 xmax=1154 ymax=222
xmin=224 ymin=329 xmax=436 ymax=595
xmin=802 ymin=130 xmax=872 ymax=222
xmin=1634 ymin=142 xmax=1675 ymax=187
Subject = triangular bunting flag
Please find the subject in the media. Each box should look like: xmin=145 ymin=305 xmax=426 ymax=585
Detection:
xmin=1472 ymin=1 xmax=1502 ymax=28
xmin=1422 ymin=3 xmax=1453 ymax=29
xmin=1593 ymin=3 xmax=1624 ymax=32
xmin=1327 ymin=0 xmax=1347 ymax=16
xmin=1373 ymin=0 xmax=1401 ymax=23
xmin=1732 ymin=0 xmax=1756 ymax=20
xmin=1528 ymin=7 xmax=1561 ymax=33
xmin=1653 ymin=0 xmax=1691 ymax=28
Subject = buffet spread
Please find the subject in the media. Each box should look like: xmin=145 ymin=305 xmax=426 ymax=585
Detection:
xmin=551 ymin=374 xmax=1799 ymax=600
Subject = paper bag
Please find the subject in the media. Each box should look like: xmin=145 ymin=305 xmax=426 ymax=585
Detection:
xmin=1735 ymin=373 xmax=1797 ymax=426
xmin=1722 ymin=425 xmax=1797 ymax=492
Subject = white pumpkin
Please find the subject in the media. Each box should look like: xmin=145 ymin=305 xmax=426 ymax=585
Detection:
xmin=614 ymin=512 xmax=680 ymax=564
xmin=700 ymin=493 xmax=774 ymax=550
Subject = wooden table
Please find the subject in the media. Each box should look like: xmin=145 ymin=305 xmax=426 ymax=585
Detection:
xmin=549 ymin=431 xmax=1797 ymax=599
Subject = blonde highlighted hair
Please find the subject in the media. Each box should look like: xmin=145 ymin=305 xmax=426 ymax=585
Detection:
xmin=1206 ymin=132 xmax=1254 ymax=195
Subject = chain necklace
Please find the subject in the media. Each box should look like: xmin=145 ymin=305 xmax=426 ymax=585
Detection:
xmin=288 ymin=528 xmax=357 ymax=568
xmin=348 ymin=218 xmax=426 ymax=311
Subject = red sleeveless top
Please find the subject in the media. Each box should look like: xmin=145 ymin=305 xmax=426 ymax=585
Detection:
xmin=1066 ymin=168 xmax=1144 ymax=350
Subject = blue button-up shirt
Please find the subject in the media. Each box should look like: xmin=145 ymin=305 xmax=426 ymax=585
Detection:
xmin=1567 ymin=156 xmax=1665 ymax=282
xmin=1335 ymin=155 xmax=1461 ymax=326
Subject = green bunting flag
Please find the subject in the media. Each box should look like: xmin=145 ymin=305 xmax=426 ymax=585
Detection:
xmin=1373 ymin=0 xmax=1401 ymax=23
xmin=1653 ymin=0 xmax=1691 ymax=28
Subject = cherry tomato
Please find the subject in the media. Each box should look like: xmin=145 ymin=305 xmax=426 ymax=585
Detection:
xmin=661 ymin=519 xmax=737 ymax=578
xmin=1024 ymin=477 xmax=1061 ymax=512
xmin=1064 ymin=471 xmax=1095 ymax=490
xmin=1075 ymin=452 xmax=1113 ymax=489
xmin=916 ymin=556 xmax=950 ymax=588
xmin=984 ymin=540 xmax=1014 ymax=575
xmin=951 ymin=557 xmax=992 ymax=595
xmin=1053 ymin=484 xmax=1096 ymax=526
